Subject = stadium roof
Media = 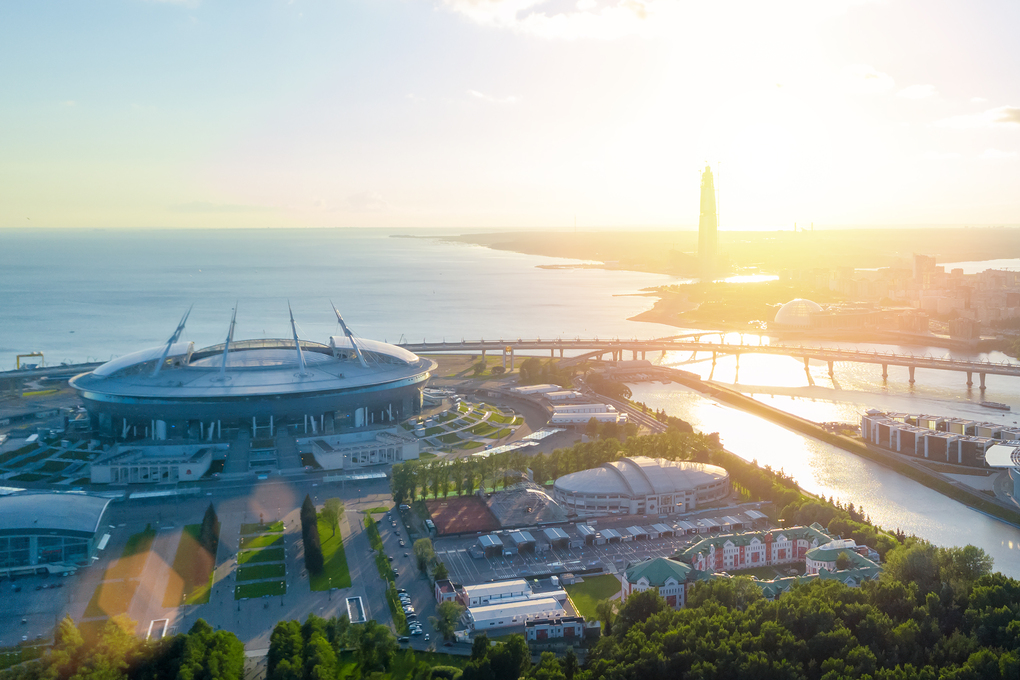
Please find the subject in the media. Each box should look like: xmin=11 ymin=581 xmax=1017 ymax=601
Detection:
xmin=0 ymin=492 xmax=113 ymax=537
xmin=553 ymin=456 xmax=728 ymax=498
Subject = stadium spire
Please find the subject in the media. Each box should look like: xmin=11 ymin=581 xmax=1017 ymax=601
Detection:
xmin=152 ymin=305 xmax=192 ymax=377
xmin=288 ymin=302 xmax=308 ymax=376
xmin=331 ymin=301 xmax=369 ymax=368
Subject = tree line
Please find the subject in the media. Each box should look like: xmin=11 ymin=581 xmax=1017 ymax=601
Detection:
xmin=581 ymin=539 xmax=1014 ymax=680
xmin=390 ymin=428 xmax=719 ymax=505
xmin=1 ymin=617 xmax=244 ymax=680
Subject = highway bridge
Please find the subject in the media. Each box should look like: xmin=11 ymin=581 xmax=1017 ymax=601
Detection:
xmin=399 ymin=337 xmax=1020 ymax=389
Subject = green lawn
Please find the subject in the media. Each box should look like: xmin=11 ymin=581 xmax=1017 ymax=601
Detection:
xmin=336 ymin=650 xmax=470 ymax=680
xmin=488 ymin=413 xmax=515 ymax=425
xmin=422 ymin=426 xmax=445 ymax=436
xmin=311 ymin=516 xmax=352 ymax=590
xmin=38 ymin=459 xmax=71 ymax=473
xmin=58 ymin=449 xmax=93 ymax=461
xmin=363 ymin=505 xmax=392 ymax=514
xmin=236 ymin=563 xmax=286 ymax=581
xmin=235 ymin=580 xmax=286 ymax=599
xmin=105 ymin=528 xmax=156 ymax=580
xmin=238 ymin=547 xmax=285 ymax=565
xmin=239 ymin=534 xmax=283 ymax=549
xmin=730 ymin=565 xmax=785 ymax=579
xmin=418 ymin=452 xmax=437 ymax=459
xmin=564 ymin=574 xmax=622 ymax=620
xmin=9 ymin=473 xmax=47 ymax=482
xmin=468 ymin=423 xmax=497 ymax=437
xmin=84 ymin=579 xmax=140 ymax=618
xmin=162 ymin=523 xmax=217 ymax=606
xmin=0 ymin=442 xmax=39 ymax=465
xmin=493 ymin=428 xmax=512 ymax=439
xmin=240 ymin=521 xmax=285 ymax=535
xmin=437 ymin=433 xmax=464 ymax=444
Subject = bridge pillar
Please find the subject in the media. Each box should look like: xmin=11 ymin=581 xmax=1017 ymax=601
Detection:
xmin=827 ymin=360 xmax=834 ymax=377
xmin=502 ymin=348 xmax=507 ymax=369
xmin=559 ymin=349 xmax=563 ymax=358
xmin=966 ymin=372 xmax=973 ymax=388
xmin=633 ymin=349 xmax=638 ymax=361
xmin=510 ymin=348 xmax=515 ymax=370
xmin=551 ymin=349 xmax=555 ymax=358
xmin=881 ymin=364 xmax=888 ymax=380
xmin=980 ymin=373 xmax=986 ymax=390
xmin=481 ymin=349 xmax=486 ymax=359
xmin=908 ymin=366 xmax=915 ymax=384
xmin=712 ymin=352 xmax=717 ymax=366
xmin=641 ymin=351 xmax=646 ymax=360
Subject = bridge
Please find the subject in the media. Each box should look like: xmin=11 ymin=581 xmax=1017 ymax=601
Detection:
xmin=399 ymin=337 xmax=1020 ymax=389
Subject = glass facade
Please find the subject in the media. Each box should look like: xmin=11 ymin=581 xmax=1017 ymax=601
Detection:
xmin=0 ymin=534 xmax=92 ymax=571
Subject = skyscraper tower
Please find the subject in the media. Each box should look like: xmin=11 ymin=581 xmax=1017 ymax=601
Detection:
xmin=698 ymin=164 xmax=718 ymax=275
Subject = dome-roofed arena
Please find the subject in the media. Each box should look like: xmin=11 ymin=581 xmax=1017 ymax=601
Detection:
xmin=70 ymin=306 xmax=435 ymax=441
xmin=773 ymin=298 xmax=823 ymax=328
xmin=552 ymin=456 xmax=729 ymax=517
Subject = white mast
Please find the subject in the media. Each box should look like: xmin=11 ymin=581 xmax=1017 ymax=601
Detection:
xmin=219 ymin=303 xmax=237 ymax=378
xmin=152 ymin=306 xmax=192 ymax=377
xmin=331 ymin=301 xmax=369 ymax=368
xmin=288 ymin=302 xmax=308 ymax=376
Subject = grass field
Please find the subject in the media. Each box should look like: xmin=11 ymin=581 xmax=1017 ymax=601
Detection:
xmin=9 ymin=473 xmax=47 ymax=482
xmin=237 ymin=547 xmax=285 ymax=565
xmin=336 ymin=650 xmax=470 ymax=680
xmin=468 ymin=423 xmax=497 ymax=437
xmin=564 ymin=574 xmax=621 ymax=621
xmin=239 ymin=534 xmax=283 ymax=549
xmin=84 ymin=579 xmax=140 ymax=618
xmin=58 ymin=449 xmax=93 ymax=461
xmin=311 ymin=516 xmax=352 ymax=590
xmin=419 ymin=452 xmax=437 ymax=459
xmin=437 ymin=433 xmax=463 ymax=444
xmin=0 ymin=442 xmax=39 ymax=465
xmin=162 ymin=524 xmax=216 ymax=606
xmin=236 ymin=563 xmax=286 ymax=581
xmin=105 ymin=528 xmax=156 ymax=580
xmin=235 ymin=579 xmax=286 ymax=599
xmin=240 ymin=521 xmax=284 ymax=535
xmin=729 ymin=565 xmax=784 ymax=579
xmin=363 ymin=505 xmax=391 ymax=514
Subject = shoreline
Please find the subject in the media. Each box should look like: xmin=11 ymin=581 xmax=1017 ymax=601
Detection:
xmin=623 ymin=363 xmax=1020 ymax=527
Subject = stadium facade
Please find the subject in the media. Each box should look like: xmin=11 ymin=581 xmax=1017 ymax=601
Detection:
xmin=552 ymin=456 xmax=730 ymax=517
xmin=0 ymin=492 xmax=113 ymax=576
xmin=70 ymin=307 xmax=436 ymax=442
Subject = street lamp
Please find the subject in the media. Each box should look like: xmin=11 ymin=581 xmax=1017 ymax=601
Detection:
xmin=328 ymin=578 xmax=332 ymax=600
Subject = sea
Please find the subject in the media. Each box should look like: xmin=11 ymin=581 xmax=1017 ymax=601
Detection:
xmin=2 ymin=228 xmax=1020 ymax=576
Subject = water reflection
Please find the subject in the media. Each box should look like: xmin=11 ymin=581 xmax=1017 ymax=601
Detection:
xmin=629 ymin=381 xmax=1020 ymax=578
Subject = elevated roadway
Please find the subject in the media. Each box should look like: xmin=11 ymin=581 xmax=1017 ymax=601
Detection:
xmin=401 ymin=338 xmax=1020 ymax=389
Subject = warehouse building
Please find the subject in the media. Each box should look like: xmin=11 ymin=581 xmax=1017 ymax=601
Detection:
xmin=463 ymin=597 xmax=565 ymax=631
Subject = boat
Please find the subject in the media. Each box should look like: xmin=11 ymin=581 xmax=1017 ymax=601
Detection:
xmin=980 ymin=401 xmax=1011 ymax=412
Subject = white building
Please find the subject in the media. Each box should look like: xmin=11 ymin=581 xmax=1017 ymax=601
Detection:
xmin=90 ymin=442 xmax=227 ymax=484
xmin=464 ymin=597 xmax=565 ymax=631
xmin=512 ymin=384 xmax=561 ymax=395
xmin=459 ymin=579 xmax=531 ymax=607
xmin=296 ymin=427 xmax=419 ymax=470
xmin=553 ymin=456 xmax=729 ymax=517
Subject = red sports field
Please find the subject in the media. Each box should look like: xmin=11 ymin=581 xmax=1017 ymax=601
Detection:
xmin=425 ymin=496 xmax=500 ymax=535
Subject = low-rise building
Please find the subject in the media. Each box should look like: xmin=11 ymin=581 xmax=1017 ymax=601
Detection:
xmin=435 ymin=579 xmax=458 ymax=604
xmin=90 ymin=442 xmax=226 ymax=484
xmin=622 ymin=558 xmax=703 ymax=609
xmin=464 ymin=597 xmax=565 ymax=631
xmin=525 ymin=616 xmax=585 ymax=642
xmin=297 ymin=427 xmax=419 ymax=469
xmin=459 ymin=579 xmax=531 ymax=608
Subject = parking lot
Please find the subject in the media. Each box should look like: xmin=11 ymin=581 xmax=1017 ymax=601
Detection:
xmin=433 ymin=503 xmax=773 ymax=587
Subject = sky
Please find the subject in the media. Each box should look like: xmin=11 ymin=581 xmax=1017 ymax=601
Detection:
xmin=1 ymin=0 xmax=1019 ymax=230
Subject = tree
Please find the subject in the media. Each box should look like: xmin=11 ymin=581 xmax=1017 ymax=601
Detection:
xmin=562 ymin=648 xmax=578 ymax=680
xmin=353 ymin=620 xmax=398 ymax=673
xmin=613 ymin=589 xmax=666 ymax=637
xmin=429 ymin=600 xmax=465 ymax=641
xmin=594 ymin=600 xmax=616 ymax=637
xmin=413 ymin=538 xmax=435 ymax=573
xmin=300 ymin=495 xmax=324 ymax=574
xmin=199 ymin=503 xmax=219 ymax=555
xmin=585 ymin=417 xmax=600 ymax=439
xmin=487 ymin=634 xmax=531 ymax=680
xmin=836 ymin=551 xmax=852 ymax=571
xmin=471 ymin=633 xmax=491 ymax=661
xmin=432 ymin=560 xmax=449 ymax=582
xmin=321 ymin=498 xmax=344 ymax=538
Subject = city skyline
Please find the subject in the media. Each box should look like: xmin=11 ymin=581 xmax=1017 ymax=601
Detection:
xmin=2 ymin=0 xmax=1019 ymax=230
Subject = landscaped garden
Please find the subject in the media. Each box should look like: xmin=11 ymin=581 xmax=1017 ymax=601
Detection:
xmin=236 ymin=563 xmax=286 ymax=581
xmin=235 ymin=580 xmax=286 ymax=599
xmin=162 ymin=522 xmax=217 ymax=606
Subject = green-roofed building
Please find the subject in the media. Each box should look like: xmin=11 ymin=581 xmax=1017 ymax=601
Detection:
xmin=679 ymin=524 xmax=834 ymax=573
xmin=622 ymin=557 xmax=712 ymax=609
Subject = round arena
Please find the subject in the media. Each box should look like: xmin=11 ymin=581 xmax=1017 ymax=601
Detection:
xmin=552 ymin=456 xmax=730 ymax=517
xmin=70 ymin=306 xmax=435 ymax=442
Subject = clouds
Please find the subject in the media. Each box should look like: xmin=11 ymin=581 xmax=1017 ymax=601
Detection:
xmin=897 ymin=84 xmax=936 ymax=100
xmin=440 ymin=0 xmax=659 ymax=40
xmin=843 ymin=64 xmax=895 ymax=94
xmin=935 ymin=105 xmax=1020 ymax=129
xmin=979 ymin=148 xmax=1018 ymax=160
xmin=468 ymin=89 xmax=518 ymax=104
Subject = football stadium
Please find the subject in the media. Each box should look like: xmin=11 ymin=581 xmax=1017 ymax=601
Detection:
xmin=70 ymin=306 xmax=436 ymax=442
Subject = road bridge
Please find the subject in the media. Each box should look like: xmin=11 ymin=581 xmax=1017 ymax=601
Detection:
xmin=399 ymin=338 xmax=1020 ymax=390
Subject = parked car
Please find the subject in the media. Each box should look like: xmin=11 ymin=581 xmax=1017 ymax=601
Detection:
xmin=398 ymin=637 xmax=409 ymax=643
xmin=424 ymin=634 xmax=430 ymax=642
xmin=410 ymin=629 xmax=423 ymax=636
xmin=396 ymin=588 xmax=407 ymax=594
xmin=399 ymin=540 xmax=405 ymax=547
